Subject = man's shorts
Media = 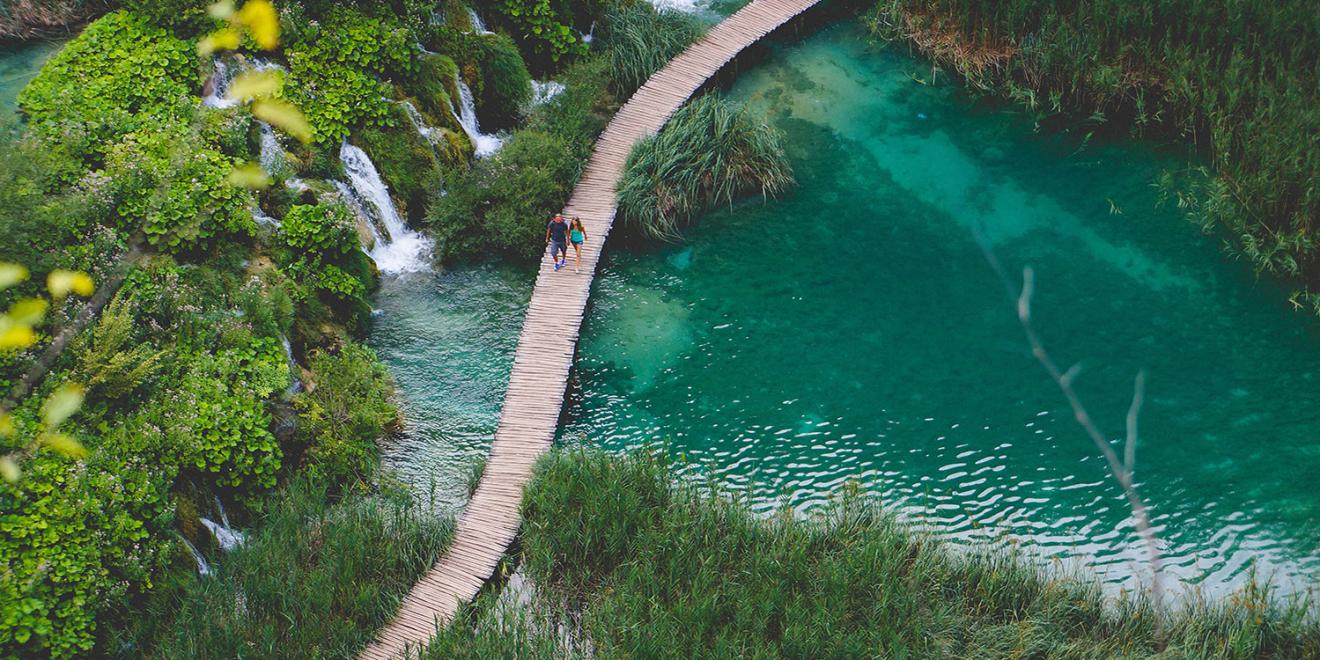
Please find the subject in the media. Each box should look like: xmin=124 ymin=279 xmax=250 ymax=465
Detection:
xmin=550 ymin=240 xmax=567 ymax=258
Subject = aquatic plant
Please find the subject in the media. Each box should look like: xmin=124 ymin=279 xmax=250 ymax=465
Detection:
xmin=112 ymin=476 xmax=452 ymax=659
xmin=600 ymin=1 xmax=705 ymax=96
xmin=423 ymin=448 xmax=1320 ymax=657
xmin=617 ymin=95 xmax=794 ymax=241
xmin=865 ymin=0 xmax=1320 ymax=312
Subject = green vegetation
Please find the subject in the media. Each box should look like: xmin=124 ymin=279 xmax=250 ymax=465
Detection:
xmin=427 ymin=449 xmax=1320 ymax=658
xmin=618 ymin=95 xmax=794 ymax=240
xmin=472 ymin=33 xmax=534 ymax=131
xmin=110 ymin=476 xmax=451 ymax=659
xmin=600 ymin=1 xmax=704 ymax=96
xmin=865 ymin=0 xmax=1320 ymax=313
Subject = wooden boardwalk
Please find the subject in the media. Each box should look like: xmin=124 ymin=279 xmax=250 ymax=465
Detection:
xmin=361 ymin=0 xmax=822 ymax=656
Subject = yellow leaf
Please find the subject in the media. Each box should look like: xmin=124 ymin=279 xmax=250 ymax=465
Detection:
xmin=41 ymin=383 xmax=84 ymax=429
xmin=252 ymin=99 xmax=312 ymax=143
xmin=47 ymin=270 xmax=95 ymax=298
xmin=0 ymin=413 xmax=13 ymax=437
xmin=0 ymin=262 xmax=28 ymax=290
xmin=0 ymin=457 xmax=18 ymax=483
xmin=0 ymin=323 xmax=36 ymax=350
xmin=8 ymin=298 xmax=48 ymax=325
xmin=226 ymin=70 xmax=281 ymax=103
xmin=208 ymin=0 xmax=236 ymax=20
xmin=198 ymin=28 xmax=242 ymax=55
xmin=238 ymin=0 xmax=281 ymax=50
xmin=227 ymin=162 xmax=272 ymax=189
xmin=40 ymin=432 xmax=87 ymax=460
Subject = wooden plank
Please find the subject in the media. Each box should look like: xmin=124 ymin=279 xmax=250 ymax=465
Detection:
xmin=359 ymin=2 xmax=822 ymax=657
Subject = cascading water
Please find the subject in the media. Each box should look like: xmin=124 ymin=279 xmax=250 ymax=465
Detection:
xmin=453 ymin=80 xmax=505 ymax=157
xmin=258 ymin=122 xmax=289 ymax=176
xmin=531 ymin=80 xmax=566 ymax=107
xmin=180 ymin=535 xmax=211 ymax=576
xmin=281 ymin=335 xmax=303 ymax=394
xmin=398 ymin=100 xmax=438 ymax=144
xmin=339 ymin=141 xmax=434 ymax=274
xmin=466 ymin=7 xmax=494 ymax=34
xmin=201 ymin=496 xmax=247 ymax=552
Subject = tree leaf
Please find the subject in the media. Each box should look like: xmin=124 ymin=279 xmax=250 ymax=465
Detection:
xmin=40 ymin=432 xmax=88 ymax=459
xmin=238 ymin=0 xmax=281 ymax=50
xmin=47 ymin=270 xmax=95 ymax=298
xmin=41 ymin=383 xmax=85 ymax=429
xmin=0 ymin=262 xmax=28 ymax=290
xmin=227 ymin=162 xmax=272 ymax=189
xmin=0 ymin=457 xmax=18 ymax=483
xmin=226 ymin=70 xmax=281 ymax=103
xmin=8 ymin=298 xmax=48 ymax=325
xmin=198 ymin=28 xmax=242 ymax=56
xmin=252 ymin=99 xmax=313 ymax=143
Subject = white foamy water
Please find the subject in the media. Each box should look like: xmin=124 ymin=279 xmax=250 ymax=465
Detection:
xmin=339 ymin=141 xmax=434 ymax=274
xmin=258 ymin=122 xmax=289 ymax=175
xmin=531 ymin=80 xmax=566 ymax=106
xmin=203 ymin=56 xmax=285 ymax=109
xmin=180 ymin=535 xmax=211 ymax=576
xmin=453 ymin=80 xmax=505 ymax=157
xmin=467 ymin=7 xmax=494 ymax=34
xmin=398 ymin=99 xmax=439 ymax=143
xmin=646 ymin=0 xmax=705 ymax=12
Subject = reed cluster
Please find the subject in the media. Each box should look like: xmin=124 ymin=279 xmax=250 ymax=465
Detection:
xmin=425 ymin=449 xmax=1320 ymax=657
xmin=866 ymin=0 xmax=1320 ymax=310
xmin=600 ymin=1 xmax=706 ymax=96
xmin=617 ymin=94 xmax=794 ymax=241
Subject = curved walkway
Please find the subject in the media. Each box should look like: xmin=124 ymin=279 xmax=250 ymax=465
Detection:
xmin=362 ymin=0 xmax=822 ymax=656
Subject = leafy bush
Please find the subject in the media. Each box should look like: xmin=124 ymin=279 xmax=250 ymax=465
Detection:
xmin=103 ymin=127 xmax=257 ymax=254
xmin=474 ymin=33 xmax=533 ymax=131
xmin=495 ymin=0 xmax=588 ymax=66
xmin=600 ymin=2 xmax=704 ymax=96
xmin=120 ymin=0 xmax=212 ymax=33
xmin=278 ymin=203 xmax=372 ymax=305
xmin=17 ymin=11 xmax=196 ymax=160
xmin=426 ymin=129 xmax=578 ymax=262
xmin=292 ymin=343 xmax=398 ymax=490
xmin=119 ymin=477 xmax=451 ymax=659
xmin=618 ymin=95 xmax=793 ymax=240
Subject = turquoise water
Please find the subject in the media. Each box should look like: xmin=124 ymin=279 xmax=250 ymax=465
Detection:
xmin=559 ymin=22 xmax=1320 ymax=597
xmin=372 ymin=21 xmax=1320 ymax=597
xmin=0 ymin=40 xmax=61 ymax=126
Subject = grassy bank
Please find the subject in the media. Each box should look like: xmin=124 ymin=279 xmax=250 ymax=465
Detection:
xmin=864 ymin=0 xmax=1320 ymax=313
xmin=425 ymin=449 xmax=1319 ymax=657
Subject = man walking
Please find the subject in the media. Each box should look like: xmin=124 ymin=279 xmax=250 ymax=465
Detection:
xmin=545 ymin=213 xmax=570 ymax=272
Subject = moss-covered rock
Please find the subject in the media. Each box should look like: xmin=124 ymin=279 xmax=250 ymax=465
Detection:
xmin=411 ymin=54 xmax=464 ymax=129
xmin=474 ymin=33 xmax=533 ymax=131
xmin=351 ymin=103 xmax=442 ymax=223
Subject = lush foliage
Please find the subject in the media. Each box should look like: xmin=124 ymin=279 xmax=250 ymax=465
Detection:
xmin=427 ymin=128 xmax=580 ymax=261
xmin=473 ymin=33 xmax=533 ymax=131
xmin=277 ymin=203 xmax=371 ymax=304
xmin=292 ymin=344 xmax=398 ymax=491
xmin=17 ymin=11 xmax=196 ymax=154
xmin=426 ymin=449 xmax=1320 ymax=657
xmin=113 ymin=477 xmax=452 ymax=659
xmin=866 ymin=0 xmax=1320 ymax=312
xmin=600 ymin=1 xmax=704 ymax=96
xmin=353 ymin=103 xmax=443 ymax=222
xmin=494 ymin=0 xmax=588 ymax=65
xmin=618 ymin=95 xmax=794 ymax=240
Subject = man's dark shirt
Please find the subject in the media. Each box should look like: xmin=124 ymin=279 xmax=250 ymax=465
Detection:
xmin=547 ymin=219 xmax=568 ymax=243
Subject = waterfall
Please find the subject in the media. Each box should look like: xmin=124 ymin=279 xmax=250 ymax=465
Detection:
xmin=201 ymin=496 xmax=247 ymax=552
xmin=252 ymin=206 xmax=280 ymax=227
xmin=281 ymin=335 xmax=303 ymax=394
xmin=398 ymin=100 xmax=438 ymax=144
xmin=180 ymin=535 xmax=211 ymax=576
xmin=338 ymin=141 xmax=434 ymax=274
xmin=258 ymin=122 xmax=289 ymax=176
xmin=531 ymin=80 xmax=566 ymax=107
xmin=452 ymin=80 xmax=505 ymax=158
xmin=202 ymin=59 xmax=238 ymax=109
xmin=466 ymin=7 xmax=494 ymax=34
xmin=579 ymin=20 xmax=596 ymax=44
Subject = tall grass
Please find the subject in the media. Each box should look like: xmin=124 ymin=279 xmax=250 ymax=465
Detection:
xmin=865 ymin=0 xmax=1320 ymax=312
xmin=111 ymin=477 xmax=452 ymax=659
xmin=617 ymin=95 xmax=794 ymax=241
xmin=426 ymin=449 xmax=1320 ymax=657
xmin=599 ymin=1 xmax=706 ymax=97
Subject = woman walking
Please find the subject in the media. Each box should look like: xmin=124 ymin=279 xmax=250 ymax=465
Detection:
xmin=569 ymin=217 xmax=587 ymax=273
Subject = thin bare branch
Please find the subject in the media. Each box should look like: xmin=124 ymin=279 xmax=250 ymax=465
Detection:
xmin=1126 ymin=371 xmax=1146 ymax=477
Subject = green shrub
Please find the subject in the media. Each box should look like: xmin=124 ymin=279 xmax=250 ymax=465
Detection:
xmin=17 ymin=11 xmax=196 ymax=160
xmin=617 ymin=95 xmax=793 ymax=240
xmin=600 ymin=2 xmax=704 ymax=96
xmin=278 ymin=203 xmax=373 ymax=306
xmin=495 ymin=0 xmax=588 ymax=66
xmin=474 ymin=33 xmax=533 ymax=131
xmin=292 ymin=343 xmax=398 ymax=490
xmin=426 ymin=128 xmax=578 ymax=262
xmin=119 ymin=0 xmax=212 ymax=34
xmin=409 ymin=53 xmax=466 ymax=134
xmin=103 ymin=127 xmax=257 ymax=254
xmin=118 ymin=477 xmax=452 ymax=659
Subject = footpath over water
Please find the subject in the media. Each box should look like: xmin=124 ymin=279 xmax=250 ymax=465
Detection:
xmin=363 ymin=0 xmax=824 ymax=655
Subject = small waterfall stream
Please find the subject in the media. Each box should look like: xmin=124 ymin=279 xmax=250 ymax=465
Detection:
xmin=339 ymin=142 xmax=434 ymax=274
xmin=200 ymin=496 xmax=247 ymax=552
xmin=180 ymin=535 xmax=211 ymax=576
xmin=466 ymin=7 xmax=494 ymax=34
xmin=531 ymin=80 xmax=566 ymax=106
xmin=398 ymin=100 xmax=439 ymax=144
xmin=452 ymin=80 xmax=505 ymax=157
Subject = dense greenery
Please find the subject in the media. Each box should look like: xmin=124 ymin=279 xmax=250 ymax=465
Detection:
xmin=618 ymin=95 xmax=794 ymax=240
xmin=866 ymin=0 xmax=1320 ymax=313
xmin=426 ymin=449 xmax=1320 ymax=657
xmin=599 ymin=1 xmax=704 ymax=96
xmin=110 ymin=477 xmax=451 ymax=659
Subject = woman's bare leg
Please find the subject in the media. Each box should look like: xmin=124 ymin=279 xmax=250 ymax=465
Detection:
xmin=573 ymin=243 xmax=582 ymax=272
